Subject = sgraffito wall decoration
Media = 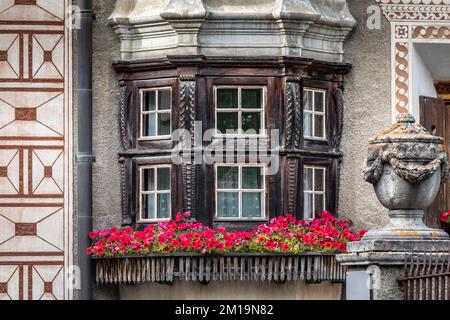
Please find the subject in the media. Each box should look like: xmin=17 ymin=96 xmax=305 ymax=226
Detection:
xmin=0 ymin=1 xmax=72 ymax=300
xmin=375 ymin=0 xmax=450 ymax=121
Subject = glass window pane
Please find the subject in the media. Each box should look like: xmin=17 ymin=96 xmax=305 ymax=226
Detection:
xmin=314 ymin=194 xmax=325 ymax=216
xmin=304 ymin=91 xmax=313 ymax=111
xmin=217 ymin=89 xmax=238 ymax=109
xmin=242 ymin=167 xmax=262 ymax=189
xmin=242 ymin=112 xmax=262 ymax=133
xmin=304 ymin=113 xmax=312 ymax=137
xmin=304 ymin=193 xmax=313 ymax=220
xmin=217 ymin=167 xmax=239 ymax=189
xmin=242 ymin=192 xmax=263 ymax=218
xmin=314 ymin=169 xmax=324 ymax=191
xmin=304 ymin=167 xmax=313 ymax=191
xmin=143 ymin=91 xmax=156 ymax=112
xmin=217 ymin=192 xmax=239 ymax=218
xmin=315 ymin=91 xmax=324 ymax=112
xmin=217 ymin=112 xmax=238 ymax=133
xmin=158 ymin=113 xmax=171 ymax=136
xmin=157 ymin=167 xmax=171 ymax=191
xmin=143 ymin=114 xmax=156 ymax=137
xmin=242 ymin=89 xmax=262 ymax=109
xmin=157 ymin=193 xmax=171 ymax=219
xmin=142 ymin=194 xmax=155 ymax=220
xmin=142 ymin=168 xmax=155 ymax=192
xmin=314 ymin=115 xmax=324 ymax=138
xmin=158 ymin=90 xmax=171 ymax=110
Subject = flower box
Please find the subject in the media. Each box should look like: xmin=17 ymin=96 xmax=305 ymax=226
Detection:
xmin=94 ymin=253 xmax=346 ymax=285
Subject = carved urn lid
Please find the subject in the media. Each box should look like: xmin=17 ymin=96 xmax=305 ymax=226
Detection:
xmin=363 ymin=113 xmax=449 ymax=185
xmin=369 ymin=113 xmax=444 ymax=146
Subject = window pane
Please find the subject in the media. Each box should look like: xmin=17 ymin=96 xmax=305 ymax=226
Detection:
xmin=217 ymin=89 xmax=238 ymax=109
xmin=304 ymin=167 xmax=313 ymax=191
xmin=142 ymin=194 xmax=155 ymax=220
xmin=157 ymin=167 xmax=171 ymax=191
xmin=314 ymin=91 xmax=324 ymax=112
xmin=158 ymin=113 xmax=171 ymax=136
xmin=314 ymin=169 xmax=324 ymax=191
xmin=158 ymin=90 xmax=171 ymax=110
xmin=217 ymin=192 xmax=239 ymax=218
xmin=242 ymin=112 xmax=261 ymax=132
xmin=242 ymin=89 xmax=262 ymax=109
xmin=143 ymin=91 xmax=156 ymax=112
xmin=304 ymin=193 xmax=313 ymax=220
xmin=217 ymin=167 xmax=239 ymax=189
xmin=314 ymin=115 xmax=324 ymax=138
xmin=314 ymin=194 xmax=325 ymax=216
xmin=217 ymin=112 xmax=238 ymax=133
xmin=304 ymin=91 xmax=313 ymax=111
xmin=143 ymin=114 xmax=156 ymax=137
xmin=304 ymin=113 xmax=312 ymax=137
xmin=242 ymin=167 xmax=262 ymax=189
xmin=157 ymin=193 xmax=171 ymax=219
xmin=242 ymin=192 xmax=263 ymax=218
xmin=142 ymin=168 xmax=155 ymax=192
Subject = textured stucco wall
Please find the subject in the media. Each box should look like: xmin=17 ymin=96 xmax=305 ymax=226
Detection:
xmin=339 ymin=0 xmax=391 ymax=231
xmin=91 ymin=0 xmax=122 ymax=300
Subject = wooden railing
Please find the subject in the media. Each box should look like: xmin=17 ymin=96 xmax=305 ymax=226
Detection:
xmin=94 ymin=253 xmax=346 ymax=285
xmin=398 ymin=250 xmax=450 ymax=300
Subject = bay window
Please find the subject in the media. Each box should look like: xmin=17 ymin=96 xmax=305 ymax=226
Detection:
xmin=303 ymin=166 xmax=326 ymax=220
xmin=304 ymin=88 xmax=326 ymax=140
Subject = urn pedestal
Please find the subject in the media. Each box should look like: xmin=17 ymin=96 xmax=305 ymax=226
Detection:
xmin=337 ymin=113 xmax=450 ymax=300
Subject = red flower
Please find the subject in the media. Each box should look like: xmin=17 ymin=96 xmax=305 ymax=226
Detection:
xmin=440 ymin=211 xmax=450 ymax=224
xmin=176 ymin=212 xmax=182 ymax=222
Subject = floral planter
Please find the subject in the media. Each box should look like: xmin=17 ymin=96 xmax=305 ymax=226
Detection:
xmin=94 ymin=253 xmax=346 ymax=285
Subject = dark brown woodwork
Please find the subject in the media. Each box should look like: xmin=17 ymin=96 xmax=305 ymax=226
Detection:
xmin=115 ymin=56 xmax=349 ymax=228
xmin=420 ymin=96 xmax=449 ymax=232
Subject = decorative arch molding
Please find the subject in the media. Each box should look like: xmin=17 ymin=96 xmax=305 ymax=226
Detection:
xmin=375 ymin=0 xmax=450 ymax=121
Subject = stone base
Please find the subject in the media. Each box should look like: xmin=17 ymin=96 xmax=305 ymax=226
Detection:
xmin=347 ymin=239 xmax=450 ymax=255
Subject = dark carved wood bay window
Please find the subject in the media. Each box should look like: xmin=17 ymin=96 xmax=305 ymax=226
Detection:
xmin=115 ymin=57 xmax=349 ymax=230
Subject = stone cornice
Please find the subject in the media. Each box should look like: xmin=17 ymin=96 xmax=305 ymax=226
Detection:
xmin=109 ymin=0 xmax=356 ymax=63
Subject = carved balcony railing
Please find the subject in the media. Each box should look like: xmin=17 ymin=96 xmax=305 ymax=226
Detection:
xmin=94 ymin=253 xmax=346 ymax=285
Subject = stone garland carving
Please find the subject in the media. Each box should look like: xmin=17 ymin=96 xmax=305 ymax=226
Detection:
xmin=179 ymin=77 xmax=197 ymax=214
xmin=363 ymin=113 xmax=449 ymax=185
xmin=284 ymin=79 xmax=302 ymax=149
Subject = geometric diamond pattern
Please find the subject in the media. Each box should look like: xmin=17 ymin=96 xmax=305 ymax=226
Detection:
xmin=0 ymin=0 xmax=71 ymax=300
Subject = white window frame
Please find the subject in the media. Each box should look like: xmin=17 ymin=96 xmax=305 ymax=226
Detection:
xmin=214 ymin=86 xmax=266 ymax=137
xmin=304 ymin=88 xmax=327 ymax=140
xmin=303 ymin=165 xmax=326 ymax=220
xmin=215 ymin=164 xmax=266 ymax=221
xmin=139 ymin=87 xmax=172 ymax=140
xmin=139 ymin=165 xmax=172 ymax=223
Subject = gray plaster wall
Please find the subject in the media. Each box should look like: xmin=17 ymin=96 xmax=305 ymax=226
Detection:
xmin=90 ymin=0 xmax=122 ymax=300
xmin=339 ymin=0 xmax=391 ymax=231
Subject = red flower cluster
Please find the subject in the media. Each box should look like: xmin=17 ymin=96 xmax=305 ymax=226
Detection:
xmin=441 ymin=210 xmax=450 ymax=224
xmin=87 ymin=211 xmax=367 ymax=257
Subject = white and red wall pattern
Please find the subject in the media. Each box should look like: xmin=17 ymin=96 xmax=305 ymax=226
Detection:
xmin=0 ymin=0 xmax=72 ymax=300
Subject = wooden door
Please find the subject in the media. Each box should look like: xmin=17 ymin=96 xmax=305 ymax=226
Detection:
xmin=419 ymin=96 xmax=450 ymax=232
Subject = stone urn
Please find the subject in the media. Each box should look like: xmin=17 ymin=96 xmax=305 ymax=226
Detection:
xmin=362 ymin=113 xmax=450 ymax=241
